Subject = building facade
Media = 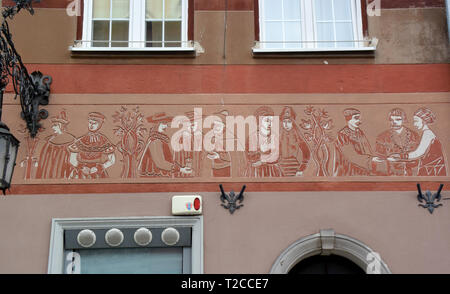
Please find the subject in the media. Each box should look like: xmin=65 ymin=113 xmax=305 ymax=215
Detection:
xmin=0 ymin=0 xmax=449 ymax=274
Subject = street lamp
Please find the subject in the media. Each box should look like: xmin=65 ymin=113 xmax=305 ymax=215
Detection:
xmin=0 ymin=0 xmax=52 ymax=194
xmin=0 ymin=120 xmax=19 ymax=195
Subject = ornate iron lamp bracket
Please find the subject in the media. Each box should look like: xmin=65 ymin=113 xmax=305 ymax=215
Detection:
xmin=0 ymin=0 xmax=52 ymax=138
xmin=219 ymin=184 xmax=246 ymax=214
xmin=417 ymin=183 xmax=444 ymax=214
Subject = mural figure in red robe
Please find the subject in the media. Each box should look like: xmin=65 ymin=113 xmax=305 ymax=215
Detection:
xmin=388 ymin=108 xmax=447 ymax=176
xmin=279 ymin=106 xmax=311 ymax=176
xmin=68 ymin=112 xmax=116 ymax=179
xmin=375 ymin=108 xmax=420 ymax=176
xmin=333 ymin=108 xmax=384 ymax=176
xmin=139 ymin=112 xmax=192 ymax=178
xmin=36 ymin=110 xmax=76 ymax=179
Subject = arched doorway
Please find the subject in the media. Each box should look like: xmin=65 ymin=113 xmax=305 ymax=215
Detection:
xmin=288 ymin=254 xmax=365 ymax=274
xmin=270 ymin=229 xmax=391 ymax=274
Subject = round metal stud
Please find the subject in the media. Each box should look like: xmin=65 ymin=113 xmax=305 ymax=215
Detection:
xmin=105 ymin=228 xmax=124 ymax=247
xmin=134 ymin=228 xmax=153 ymax=246
xmin=77 ymin=229 xmax=96 ymax=248
xmin=161 ymin=227 xmax=180 ymax=246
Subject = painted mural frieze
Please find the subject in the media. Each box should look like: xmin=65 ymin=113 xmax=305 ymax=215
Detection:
xmin=14 ymin=103 xmax=449 ymax=183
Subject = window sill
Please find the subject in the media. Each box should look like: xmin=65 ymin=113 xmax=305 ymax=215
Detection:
xmin=69 ymin=46 xmax=198 ymax=58
xmin=252 ymin=47 xmax=376 ymax=58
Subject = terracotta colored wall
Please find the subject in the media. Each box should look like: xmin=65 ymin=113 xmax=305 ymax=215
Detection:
xmin=2 ymin=0 xmax=446 ymax=9
xmin=4 ymin=64 xmax=450 ymax=94
xmin=0 ymin=191 xmax=448 ymax=274
xmin=5 ymin=7 xmax=450 ymax=64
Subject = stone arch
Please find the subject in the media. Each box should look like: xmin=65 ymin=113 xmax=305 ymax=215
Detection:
xmin=270 ymin=229 xmax=391 ymax=274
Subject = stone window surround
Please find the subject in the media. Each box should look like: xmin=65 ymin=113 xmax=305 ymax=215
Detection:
xmin=47 ymin=216 xmax=204 ymax=274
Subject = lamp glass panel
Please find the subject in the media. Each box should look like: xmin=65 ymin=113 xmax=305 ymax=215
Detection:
xmin=0 ymin=138 xmax=6 ymax=180
xmin=4 ymin=143 xmax=17 ymax=184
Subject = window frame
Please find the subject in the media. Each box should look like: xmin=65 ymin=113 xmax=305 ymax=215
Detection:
xmin=73 ymin=0 xmax=194 ymax=52
xmin=254 ymin=0 xmax=375 ymax=53
xmin=48 ymin=216 xmax=204 ymax=274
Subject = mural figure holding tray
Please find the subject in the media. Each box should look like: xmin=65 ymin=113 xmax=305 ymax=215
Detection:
xmin=68 ymin=112 xmax=116 ymax=179
xmin=388 ymin=108 xmax=447 ymax=176
xmin=375 ymin=108 xmax=420 ymax=176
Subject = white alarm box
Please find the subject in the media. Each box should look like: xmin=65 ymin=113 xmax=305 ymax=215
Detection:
xmin=172 ymin=195 xmax=203 ymax=215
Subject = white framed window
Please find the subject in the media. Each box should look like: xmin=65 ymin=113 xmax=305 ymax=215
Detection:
xmin=74 ymin=0 xmax=191 ymax=51
xmin=48 ymin=216 xmax=203 ymax=274
xmin=257 ymin=0 xmax=374 ymax=52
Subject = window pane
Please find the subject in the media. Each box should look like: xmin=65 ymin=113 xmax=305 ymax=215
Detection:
xmin=77 ymin=248 xmax=183 ymax=274
xmin=315 ymin=0 xmax=333 ymax=21
xmin=93 ymin=0 xmax=110 ymax=18
xmin=165 ymin=0 xmax=182 ymax=19
xmin=316 ymin=22 xmax=334 ymax=48
xmin=335 ymin=22 xmax=354 ymax=47
xmin=93 ymin=20 xmax=110 ymax=47
xmin=112 ymin=0 xmax=130 ymax=18
xmin=264 ymin=21 xmax=283 ymax=48
xmin=146 ymin=0 xmax=163 ymax=19
xmin=165 ymin=21 xmax=182 ymax=47
xmin=111 ymin=21 xmax=129 ymax=47
xmin=285 ymin=21 xmax=302 ymax=48
xmin=283 ymin=0 xmax=301 ymax=20
xmin=334 ymin=0 xmax=352 ymax=21
xmin=146 ymin=21 xmax=163 ymax=47
xmin=263 ymin=0 xmax=282 ymax=20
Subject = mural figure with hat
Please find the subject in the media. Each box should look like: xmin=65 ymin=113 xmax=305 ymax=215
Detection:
xmin=204 ymin=110 xmax=234 ymax=177
xmin=279 ymin=106 xmax=311 ymax=177
xmin=375 ymin=108 xmax=420 ymax=176
xmin=68 ymin=112 xmax=116 ymax=179
xmin=333 ymin=108 xmax=384 ymax=176
xmin=244 ymin=106 xmax=282 ymax=178
xmin=139 ymin=112 xmax=192 ymax=177
xmin=35 ymin=110 xmax=76 ymax=179
xmin=173 ymin=109 xmax=204 ymax=178
xmin=387 ymin=107 xmax=447 ymax=176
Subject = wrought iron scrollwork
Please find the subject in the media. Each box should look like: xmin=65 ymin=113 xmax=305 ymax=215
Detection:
xmin=0 ymin=0 xmax=51 ymax=137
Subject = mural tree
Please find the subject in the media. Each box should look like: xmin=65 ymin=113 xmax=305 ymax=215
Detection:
xmin=300 ymin=106 xmax=334 ymax=176
xmin=113 ymin=107 xmax=147 ymax=178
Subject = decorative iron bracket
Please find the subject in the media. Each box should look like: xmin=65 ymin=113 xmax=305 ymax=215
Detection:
xmin=0 ymin=0 xmax=52 ymax=138
xmin=219 ymin=184 xmax=246 ymax=214
xmin=417 ymin=183 xmax=444 ymax=214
